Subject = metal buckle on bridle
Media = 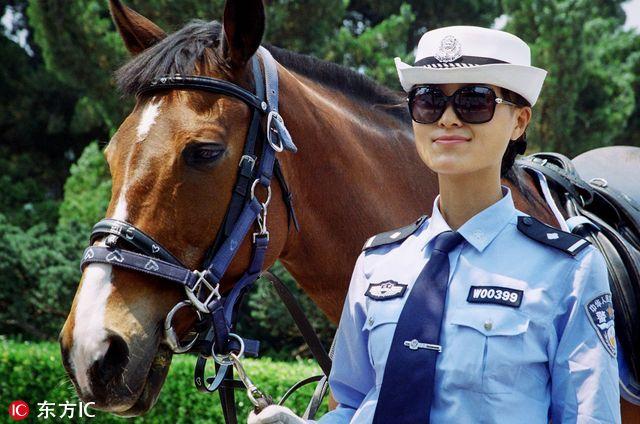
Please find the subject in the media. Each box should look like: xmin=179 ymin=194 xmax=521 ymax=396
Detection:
xmin=266 ymin=111 xmax=284 ymax=153
xmin=186 ymin=270 xmax=221 ymax=314
xmin=251 ymin=179 xmax=272 ymax=242
xmin=164 ymin=300 xmax=202 ymax=353
xmin=239 ymin=154 xmax=256 ymax=171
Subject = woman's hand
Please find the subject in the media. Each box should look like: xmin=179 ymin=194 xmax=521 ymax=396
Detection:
xmin=247 ymin=405 xmax=311 ymax=424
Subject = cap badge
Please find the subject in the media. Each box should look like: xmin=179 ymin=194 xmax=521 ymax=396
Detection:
xmin=434 ymin=35 xmax=462 ymax=63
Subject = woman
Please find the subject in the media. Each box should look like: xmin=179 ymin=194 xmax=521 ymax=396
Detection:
xmin=249 ymin=25 xmax=621 ymax=423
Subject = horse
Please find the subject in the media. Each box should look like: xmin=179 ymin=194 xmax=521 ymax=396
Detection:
xmin=58 ymin=0 xmax=639 ymax=421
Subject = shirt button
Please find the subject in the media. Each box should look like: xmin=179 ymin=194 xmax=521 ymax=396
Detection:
xmin=484 ymin=320 xmax=493 ymax=331
xmin=368 ymin=316 xmax=375 ymax=326
xmin=472 ymin=230 xmax=485 ymax=241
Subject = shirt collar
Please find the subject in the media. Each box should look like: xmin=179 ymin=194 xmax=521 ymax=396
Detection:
xmin=420 ymin=185 xmax=516 ymax=253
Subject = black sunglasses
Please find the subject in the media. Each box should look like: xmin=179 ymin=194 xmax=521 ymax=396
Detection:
xmin=407 ymin=85 xmax=519 ymax=124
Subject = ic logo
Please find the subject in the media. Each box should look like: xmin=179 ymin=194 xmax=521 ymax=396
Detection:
xmin=8 ymin=400 xmax=30 ymax=421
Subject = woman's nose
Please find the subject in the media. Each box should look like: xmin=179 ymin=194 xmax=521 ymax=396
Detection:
xmin=438 ymin=103 xmax=462 ymax=127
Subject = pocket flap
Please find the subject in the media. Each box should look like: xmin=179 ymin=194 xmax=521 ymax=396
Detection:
xmin=449 ymin=306 xmax=530 ymax=336
xmin=362 ymin=307 xmax=400 ymax=331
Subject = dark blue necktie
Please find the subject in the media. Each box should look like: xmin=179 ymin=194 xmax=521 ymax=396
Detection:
xmin=373 ymin=230 xmax=465 ymax=423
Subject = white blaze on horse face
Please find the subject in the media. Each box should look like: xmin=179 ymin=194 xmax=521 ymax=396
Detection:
xmin=70 ymin=98 xmax=164 ymax=396
xmin=113 ymin=98 xmax=163 ymax=220
xmin=71 ymin=240 xmax=113 ymax=397
xmin=136 ymin=97 xmax=163 ymax=143
xmin=112 ymin=186 xmax=129 ymax=222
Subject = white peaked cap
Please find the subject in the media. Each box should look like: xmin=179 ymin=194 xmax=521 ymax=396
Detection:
xmin=395 ymin=25 xmax=547 ymax=106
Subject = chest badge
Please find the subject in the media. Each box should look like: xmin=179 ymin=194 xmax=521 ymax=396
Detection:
xmin=467 ymin=285 xmax=524 ymax=308
xmin=365 ymin=280 xmax=408 ymax=301
xmin=585 ymin=293 xmax=617 ymax=358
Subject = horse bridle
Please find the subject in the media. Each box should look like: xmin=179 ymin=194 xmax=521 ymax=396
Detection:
xmin=79 ymin=47 xmax=312 ymax=419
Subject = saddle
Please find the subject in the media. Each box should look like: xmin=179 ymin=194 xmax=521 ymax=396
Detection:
xmin=517 ymin=147 xmax=640 ymax=384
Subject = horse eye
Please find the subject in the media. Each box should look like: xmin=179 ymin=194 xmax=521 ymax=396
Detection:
xmin=183 ymin=142 xmax=225 ymax=168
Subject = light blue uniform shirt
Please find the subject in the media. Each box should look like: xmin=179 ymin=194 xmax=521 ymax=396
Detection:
xmin=317 ymin=186 xmax=621 ymax=423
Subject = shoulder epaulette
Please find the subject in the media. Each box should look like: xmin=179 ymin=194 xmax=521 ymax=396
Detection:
xmin=516 ymin=216 xmax=590 ymax=256
xmin=362 ymin=215 xmax=428 ymax=251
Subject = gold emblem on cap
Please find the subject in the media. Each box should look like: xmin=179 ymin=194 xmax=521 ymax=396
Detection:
xmin=434 ymin=35 xmax=462 ymax=63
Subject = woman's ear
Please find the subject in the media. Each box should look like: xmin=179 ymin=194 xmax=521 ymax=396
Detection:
xmin=510 ymin=107 xmax=531 ymax=141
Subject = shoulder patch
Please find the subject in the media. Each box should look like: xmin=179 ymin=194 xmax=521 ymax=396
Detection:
xmin=584 ymin=292 xmax=617 ymax=358
xmin=362 ymin=215 xmax=428 ymax=251
xmin=516 ymin=216 xmax=590 ymax=256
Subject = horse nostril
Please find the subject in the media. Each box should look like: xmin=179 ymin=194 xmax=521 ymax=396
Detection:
xmin=95 ymin=334 xmax=129 ymax=386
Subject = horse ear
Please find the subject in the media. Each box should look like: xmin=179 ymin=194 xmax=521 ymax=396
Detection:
xmin=221 ymin=0 xmax=265 ymax=69
xmin=109 ymin=0 xmax=166 ymax=55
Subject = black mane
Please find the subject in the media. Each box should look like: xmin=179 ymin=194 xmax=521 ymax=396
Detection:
xmin=114 ymin=19 xmax=408 ymax=121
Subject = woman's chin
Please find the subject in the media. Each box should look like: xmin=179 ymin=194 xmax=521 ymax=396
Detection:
xmin=428 ymin=159 xmax=473 ymax=175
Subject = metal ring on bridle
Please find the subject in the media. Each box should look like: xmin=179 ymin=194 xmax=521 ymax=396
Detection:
xmin=266 ymin=111 xmax=285 ymax=152
xmin=212 ymin=332 xmax=245 ymax=366
xmin=250 ymin=179 xmax=272 ymax=207
xmin=164 ymin=300 xmax=202 ymax=353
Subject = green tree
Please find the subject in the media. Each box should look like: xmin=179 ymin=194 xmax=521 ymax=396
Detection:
xmin=266 ymin=0 xmax=346 ymax=54
xmin=0 ymin=142 xmax=110 ymax=340
xmin=1 ymin=3 xmax=108 ymax=228
xmin=503 ymin=0 xmax=638 ymax=154
xmin=321 ymin=3 xmax=415 ymax=89
xmin=347 ymin=0 xmax=502 ymax=50
xmin=0 ymin=214 xmax=80 ymax=339
xmin=57 ymin=141 xmax=111 ymax=233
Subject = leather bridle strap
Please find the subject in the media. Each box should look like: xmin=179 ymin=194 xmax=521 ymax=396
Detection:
xmin=90 ymin=218 xmax=183 ymax=265
xmin=137 ymin=74 xmax=267 ymax=112
xmin=218 ymin=55 xmax=265 ymax=249
xmin=261 ymin=271 xmax=332 ymax=376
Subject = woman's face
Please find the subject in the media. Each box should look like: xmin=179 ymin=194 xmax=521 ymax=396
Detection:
xmin=412 ymin=83 xmax=531 ymax=177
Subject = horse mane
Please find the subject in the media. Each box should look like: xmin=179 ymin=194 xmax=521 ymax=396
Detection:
xmin=113 ymin=18 xmax=534 ymax=201
xmin=114 ymin=19 xmax=408 ymax=121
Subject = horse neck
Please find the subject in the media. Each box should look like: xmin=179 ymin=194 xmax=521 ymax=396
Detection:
xmin=274 ymin=65 xmax=438 ymax=322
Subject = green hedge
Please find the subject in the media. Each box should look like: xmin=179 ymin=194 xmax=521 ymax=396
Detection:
xmin=1 ymin=340 xmax=328 ymax=423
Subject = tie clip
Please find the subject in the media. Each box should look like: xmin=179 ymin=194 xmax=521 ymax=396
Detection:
xmin=404 ymin=339 xmax=442 ymax=352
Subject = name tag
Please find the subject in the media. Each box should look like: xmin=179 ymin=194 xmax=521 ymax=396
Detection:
xmin=467 ymin=285 xmax=523 ymax=308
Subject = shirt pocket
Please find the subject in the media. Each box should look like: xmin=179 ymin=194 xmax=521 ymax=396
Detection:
xmin=362 ymin=307 xmax=400 ymax=387
xmin=447 ymin=306 xmax=530 ymax=394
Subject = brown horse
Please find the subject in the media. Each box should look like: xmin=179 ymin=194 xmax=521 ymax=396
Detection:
xmin=58 ymin=0 xmax=638 ymax=420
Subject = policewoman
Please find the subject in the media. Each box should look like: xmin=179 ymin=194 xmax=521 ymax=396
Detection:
xmin=249 ymin=26 xmax=621 ymax=423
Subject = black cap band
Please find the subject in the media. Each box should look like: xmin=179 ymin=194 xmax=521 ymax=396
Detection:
xmin=415 ymin=55 xmax=508 ymax=68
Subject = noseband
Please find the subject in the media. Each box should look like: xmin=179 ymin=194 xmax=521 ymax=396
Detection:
xmin=79 ymin=47 xmax=312 ymax=417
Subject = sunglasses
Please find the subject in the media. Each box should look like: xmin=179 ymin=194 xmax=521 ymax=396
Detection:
xmin=407 ymin=85 xmax=519 ymax=124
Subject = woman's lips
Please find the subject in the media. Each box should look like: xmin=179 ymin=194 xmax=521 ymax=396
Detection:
xmin=434 ymin=135 xmax=471 ymax=144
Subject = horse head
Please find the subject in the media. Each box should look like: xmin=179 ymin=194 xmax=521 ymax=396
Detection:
xmin=59 ymin=0 xmax=291 ymax=415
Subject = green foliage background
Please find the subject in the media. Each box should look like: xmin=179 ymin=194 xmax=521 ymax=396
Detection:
xmin=1 ymin=0 xmax=639 ymax=393
xmin=1 ymin=339 xmax=326 ymax=422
